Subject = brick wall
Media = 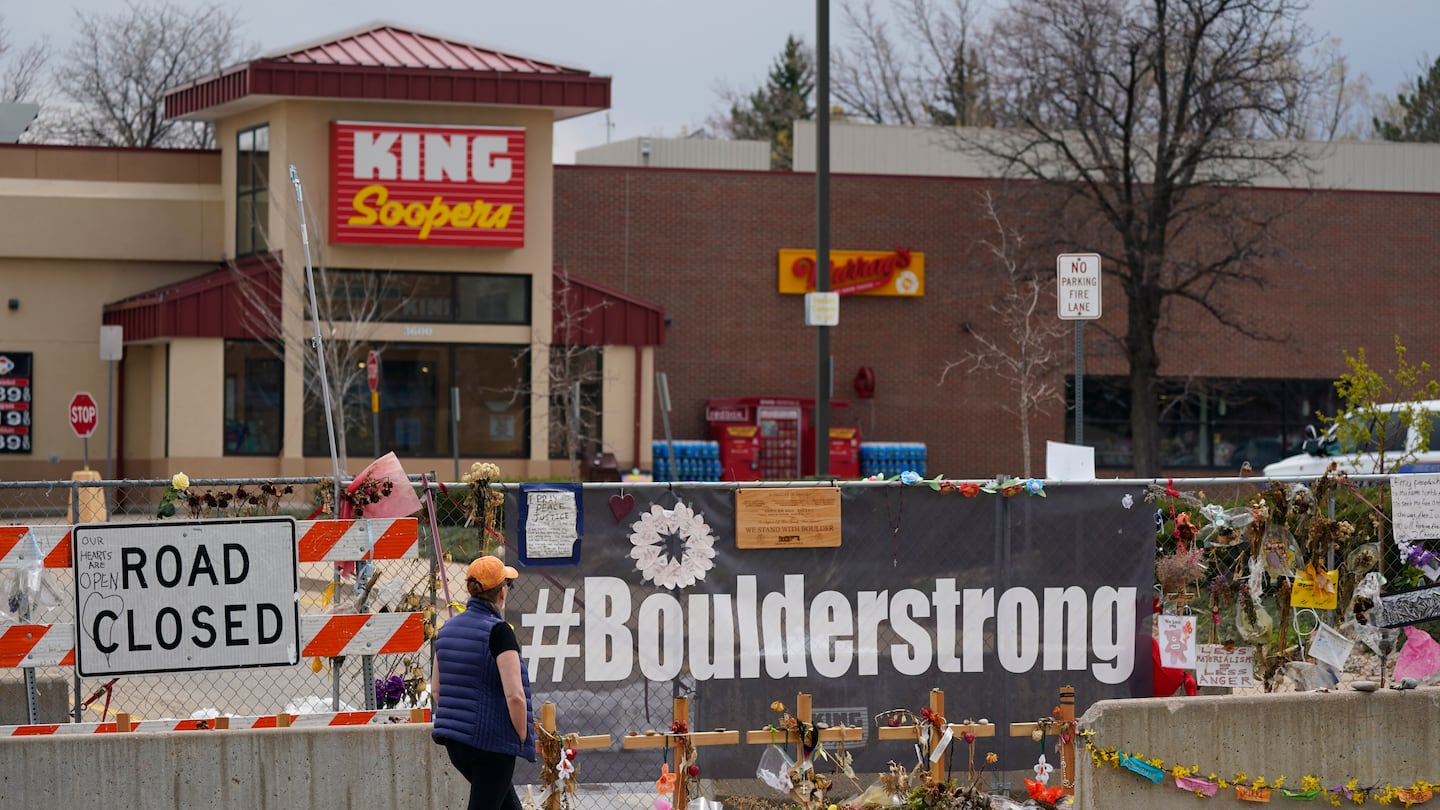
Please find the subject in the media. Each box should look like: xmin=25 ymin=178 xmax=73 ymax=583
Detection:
xmin=554 ymin=165 xmax=1440 ymax=477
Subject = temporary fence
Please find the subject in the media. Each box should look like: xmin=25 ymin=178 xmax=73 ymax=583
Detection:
xmin=0 ymin=470 xmax=1432 ymax=806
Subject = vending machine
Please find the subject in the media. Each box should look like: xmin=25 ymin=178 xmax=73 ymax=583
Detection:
xmin=828 ymin=426 xmax=862 ymax=478
xmin=705 ymin=397 xmax=851 ymax=480
xmin=714 ymin=425 xmax=761 ymax=481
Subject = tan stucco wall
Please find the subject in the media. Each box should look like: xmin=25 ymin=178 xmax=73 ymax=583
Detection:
xmin=213 ymin=99 xmax=558 ymax=478
xmin=0 ymin=146 xmax=223 ymax=262
xmin=0 ymin=257 xmax=214 ymax=481
xmin=600 ymin=345 xmax=655 ymax=470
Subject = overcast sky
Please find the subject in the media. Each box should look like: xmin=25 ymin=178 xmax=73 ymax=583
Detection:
xmin=6 ymin=1 xmax=1436 ymax=162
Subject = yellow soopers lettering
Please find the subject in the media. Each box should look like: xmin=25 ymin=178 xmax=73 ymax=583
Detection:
xmin=348 ymin=184 xmax=514 ymax=239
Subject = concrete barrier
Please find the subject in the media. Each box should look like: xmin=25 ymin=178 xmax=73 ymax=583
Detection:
xmin=0 ymin=722 xmax=470 ymax=809
xmin=1077 ymin=687 xmax=1440 ymax=809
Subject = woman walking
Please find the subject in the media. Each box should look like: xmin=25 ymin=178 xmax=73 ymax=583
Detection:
xmin=433 ymin=555 xmax=536 ymax=810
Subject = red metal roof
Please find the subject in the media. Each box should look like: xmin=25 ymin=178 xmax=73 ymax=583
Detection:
xmin=165 ymin=23 xmax=610 ymax=120
xmin=102 ymin=256 xmax=280 ymax=342
xmin=103 ymin=260 xmax=663 ymax=348
xmin=553 ymin=270 xmax=667 ymax=348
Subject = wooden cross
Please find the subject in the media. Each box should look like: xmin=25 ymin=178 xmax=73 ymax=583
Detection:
xmin=1007 ymin=685 xmax=1077 ymax=797
xmin=536 ymin=701 xmax=612 ymax=810
xmin=874 ymin=689 xmax=995 ymax=783
xmin=622 ymin=696 xmax=741 ymax=810
xmin=744 ymin=692 xmax=863 ymax=747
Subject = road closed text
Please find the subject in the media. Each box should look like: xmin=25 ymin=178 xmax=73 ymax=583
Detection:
xmin=73 ymin=519 xmax=299 ymax=677
xmin=85 ymin=543 xmax=285 ymax=654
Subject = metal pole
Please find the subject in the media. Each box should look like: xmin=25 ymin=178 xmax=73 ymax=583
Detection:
xmin=105 ymin=360 xmax=114 ymax=480
xmin=289 ymin=166 xmax=344 ymax=508
xmin=1074 ymin=321 xmax=1085 ymax=445
xmin=82 ymin=436 xmax=89 ymax=471
xmin=451 ymin=386 xmax=461 ymax=481
xmin=656 ymin=372 xmax=676 ymax=480
xmin=815 ymin=0 xmax=832 ymax=479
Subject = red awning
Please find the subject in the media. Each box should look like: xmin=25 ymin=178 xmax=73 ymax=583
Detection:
xmin=103 ymin=260 xmax=664 ymax=347
xmin=552 ymin=270 xmax=665 ymax=347
xmin=102 ymin=255 xmax=280 ymax=342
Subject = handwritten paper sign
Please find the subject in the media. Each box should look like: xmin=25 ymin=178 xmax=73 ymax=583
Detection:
xmin=1157 ymin=614 xmax=1197 ymax=670
xmin=1195 ymin=645 xmax=1255 ymax=688
xmin=1390 ymin=474 xmax=1440 ymax=545
xmin=518 ymin=483 xmax=582 ymax=566
xmin=735 ymin=487 xmax=841 ymax=549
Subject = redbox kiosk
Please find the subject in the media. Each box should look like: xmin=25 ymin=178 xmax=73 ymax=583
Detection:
xmin=828 ymin=426 xmax=861 ymax=478
xmin=705 ymin=397 xmax=852 ymax=480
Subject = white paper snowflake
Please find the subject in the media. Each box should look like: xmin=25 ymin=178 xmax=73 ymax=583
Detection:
xmin=628 ymin=501 xmax=717 ymax=590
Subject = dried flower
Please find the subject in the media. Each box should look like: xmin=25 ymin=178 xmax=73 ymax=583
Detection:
xmin=1156 ymin=548 xmax=1206 ymax=593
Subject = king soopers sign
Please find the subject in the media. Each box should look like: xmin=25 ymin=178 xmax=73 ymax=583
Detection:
xmin=330 ymin=121 xmax=527 ymax=248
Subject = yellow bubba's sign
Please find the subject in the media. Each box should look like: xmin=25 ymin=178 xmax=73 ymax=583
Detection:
xmin=778 ymin=248 xmax=924 ymax=296
xmin=330 ymin=121 xmax=526 ymax=248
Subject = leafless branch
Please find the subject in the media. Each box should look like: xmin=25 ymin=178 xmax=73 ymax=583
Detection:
xmin=49 ymin=0 xmax=255 ymax=147
xmin=941 ymin=191 xmax=1066 ymax=476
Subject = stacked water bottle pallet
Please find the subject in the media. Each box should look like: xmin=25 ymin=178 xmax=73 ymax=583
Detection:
xmin=859 ymin=442 xmax=928 ymax=478
xmin=651 ymin=440 xmax=722 ymax=481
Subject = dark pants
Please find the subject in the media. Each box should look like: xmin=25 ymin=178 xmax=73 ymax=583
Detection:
xmin=443 ymin=741 xmax=523 ymax=810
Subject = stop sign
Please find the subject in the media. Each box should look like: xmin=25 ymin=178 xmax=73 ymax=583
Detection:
xmin=69 ymin=391 xmax=99 ymax=438
xmin=366 ymin=350 xmax=380 ymax=393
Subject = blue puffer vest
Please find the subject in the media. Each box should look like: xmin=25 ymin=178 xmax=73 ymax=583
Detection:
xmin=432 ymin=597 xmax=536 ymax=761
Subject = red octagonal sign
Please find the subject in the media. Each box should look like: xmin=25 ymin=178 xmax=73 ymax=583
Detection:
xmin=69 ymin=391 xmax=99 ymax=439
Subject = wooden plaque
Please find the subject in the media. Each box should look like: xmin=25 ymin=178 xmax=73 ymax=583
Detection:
xmin=734 ymin=487 xmax=842 ymax=549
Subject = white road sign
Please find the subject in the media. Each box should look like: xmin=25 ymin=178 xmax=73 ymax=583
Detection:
xmin=73 ymin=517 xmax=300 ymax=677
xmin=1057 ymin=253 xmax=1102 ymax=320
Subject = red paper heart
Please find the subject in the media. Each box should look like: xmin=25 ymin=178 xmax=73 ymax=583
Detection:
xmin=609 ymin=493 xmax=636 ymax=521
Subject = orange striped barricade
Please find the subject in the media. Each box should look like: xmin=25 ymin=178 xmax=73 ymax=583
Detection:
xmin=0 ymin=707 xmax=432 ymax=736
xmin=0 ymin=518 xmax=423 ymax=724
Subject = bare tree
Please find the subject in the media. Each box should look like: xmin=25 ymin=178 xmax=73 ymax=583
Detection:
xmin=941 ymin=192 xmax=1065 ymax=477
xmin=49 ymin=0 xmax=252 ymax=147
xmin=961 ymin=0 xmax=1330 ymax=476
xmin=832 ymin=0 xmax=994 ymax=126
xmin=511 ymin=269 xmax=613 ymax=481
xmin=0 ymin=16 xmax=48 ymax=104
xmin=229 ymin=242 xmax=414 ymax=474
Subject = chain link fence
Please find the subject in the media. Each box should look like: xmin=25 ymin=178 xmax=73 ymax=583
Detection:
xmin=0 ymin=472 xmax=1434 ymax=807
xmin=0 ymin=476 xmax=447 ymax=727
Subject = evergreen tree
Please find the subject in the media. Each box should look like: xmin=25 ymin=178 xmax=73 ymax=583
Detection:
xmin=1374 ymin=56 xmax=1440 ymax=142
xmin=726 ymin=36 xmax=814 ymax=170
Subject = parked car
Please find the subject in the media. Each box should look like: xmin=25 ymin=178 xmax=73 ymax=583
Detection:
xmin=1263 ymin=400 xmax=1440 ymax=477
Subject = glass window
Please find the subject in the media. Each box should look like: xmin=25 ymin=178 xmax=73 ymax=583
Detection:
xmin=456 ymin=345 xmax=528 ymax=457
xmin=1070 ymin=376 xmax=1339 ymax=469
xmin=236 ymin=124 xmax=269 ymax=256
xmin=223 ymin=341 xmax=283 ymax=455
xmin=458 ymin=275 xmax=530 ymax=324
xmin=303 ymin=343 xmax=528 ymax=459
xmin=310 ymin=270 xmax=530 ymax=325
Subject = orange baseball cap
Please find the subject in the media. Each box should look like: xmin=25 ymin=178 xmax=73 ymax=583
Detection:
xmin=466 ymin=555 xmax=519 ymax=590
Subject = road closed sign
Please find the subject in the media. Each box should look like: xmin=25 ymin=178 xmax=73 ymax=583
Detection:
xmin=73 ymin=518 xmax=300 ymax=677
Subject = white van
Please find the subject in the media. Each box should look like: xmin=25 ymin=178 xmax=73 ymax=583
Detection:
xmin=1262 ymin=400 xmax=1440 ymax=478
